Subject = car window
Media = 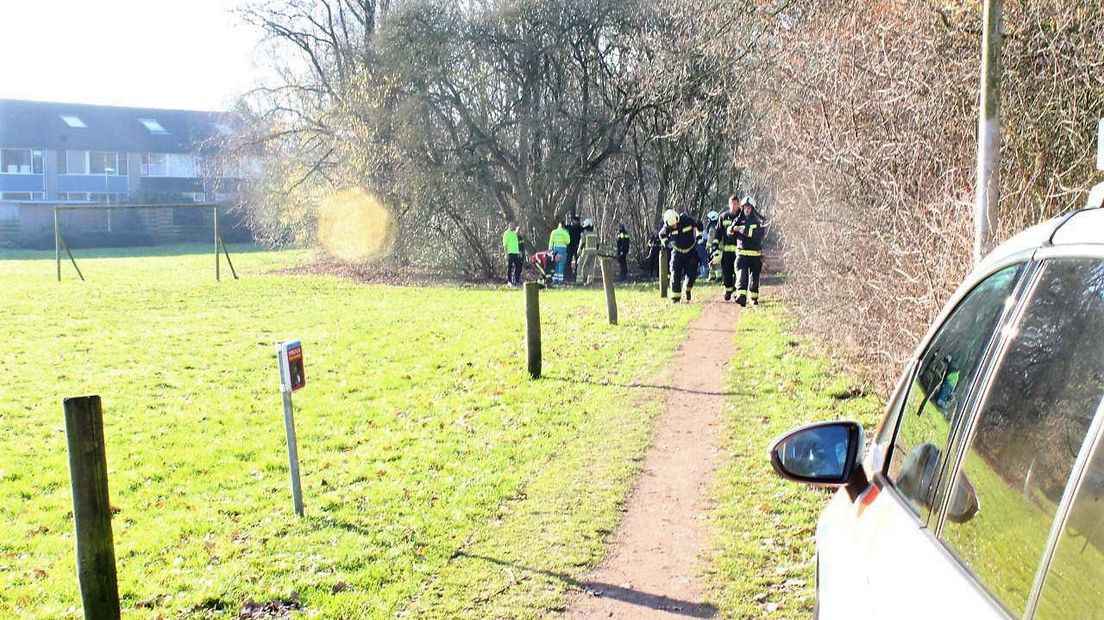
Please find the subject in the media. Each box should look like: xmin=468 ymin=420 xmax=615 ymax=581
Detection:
xmin=1034 ymin=415 xmax=1104 ymax=620
xmin=940 ymin=259 xmax=1104 ymax=617
xmin=886 ymin=264 xmax=1022 ymax=521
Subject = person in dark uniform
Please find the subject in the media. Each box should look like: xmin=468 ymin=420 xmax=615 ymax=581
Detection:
xmin=712 ymin=194 xmax=743 ymax=300
xmin=733 ymin=197 xmax=766 ymax=306
xmin=658 ymin=209 xmax=702 ymax=303
xmin=616 ymin=224 xmax=631 ymax=281
xmin=565 ymin=214 xmax=584 ymax=283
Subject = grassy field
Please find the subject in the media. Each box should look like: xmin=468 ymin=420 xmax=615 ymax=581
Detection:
xmin=705 ymin=304 xmax=884 ymax=619
xmin=0 ymin=245 xmax=699 ymax=618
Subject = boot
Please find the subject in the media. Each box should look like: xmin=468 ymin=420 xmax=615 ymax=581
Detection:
xmin=735 ymin=295 xmax=747 ymax=307
xmin=724 ymin=289 xmax=732 ymax=301
xmin=685 ymin=288 xmax=692 ymax=302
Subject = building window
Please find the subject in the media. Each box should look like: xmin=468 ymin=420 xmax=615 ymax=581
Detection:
xmin=58 ymin=192 xmax=89 ymax=201
xmin=58 ymin=150 xmax=90 ymax=175
xmin=183 ymin=192 xmax=207 ymax=203
xmin=0 ymin=191 xmax=44 ymax=200
xmin=138 ymin=118 xmax=168 ymax=134
xmin=89 ymin=152 xmax=126 ymax=175
xmin=60 ymin=115 xmax=87 ymax=128
xmin=1 ymin=148 xmax=43 ymax=174
xmin=141 ymin=153 xmax=197 ymax=177
xmin=89 ymin=193 xmax=125 ymax=205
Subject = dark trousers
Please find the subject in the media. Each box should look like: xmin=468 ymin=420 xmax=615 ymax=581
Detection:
xmin=617 ymin=253 xmax=628 ymax=280
xmin=507 ymin=253 xmax=523 ymax=283
xmin=566 ymin=248 xmax=578 ymax=281
xmin=720 ymin=252 xmax=737 ymax=292
xmin=670 ymin=250 xmax=699 ymax=299
xmin=737 ymin=255 xmax=762 ymax=301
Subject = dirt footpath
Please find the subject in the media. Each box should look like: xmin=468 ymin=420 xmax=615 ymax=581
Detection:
xmin=567 ymin=294 xmax=740 ymax=619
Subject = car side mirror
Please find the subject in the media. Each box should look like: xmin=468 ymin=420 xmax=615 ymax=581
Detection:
xmin=945 ymin=472 xmax=980 ymax=524
xmin=770 ymin=421 xmax=864 ymax=486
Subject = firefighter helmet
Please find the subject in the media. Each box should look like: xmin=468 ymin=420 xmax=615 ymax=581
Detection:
xmin=742 ymin=196 xmax=757 ymax=208
xmin=583 ymin=218 xmax=593 ymax=228
xmin=707 ymin=210 xmax=718 ymax=222
xmin=663 ymin=209 xmax=679 ymax=226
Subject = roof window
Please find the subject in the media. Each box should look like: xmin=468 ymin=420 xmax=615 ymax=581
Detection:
xmin=60 ymin=115 xmax=87 ymax=128
xmin=139 ymin=118 xmax=168 ymax=134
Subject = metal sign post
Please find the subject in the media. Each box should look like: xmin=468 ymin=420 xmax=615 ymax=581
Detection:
xmin=276 ymin=340 xmax=306 ymax=517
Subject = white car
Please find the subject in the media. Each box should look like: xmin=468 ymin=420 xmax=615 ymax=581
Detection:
xmin=770 ymin=207 xmax=1104 ymax=619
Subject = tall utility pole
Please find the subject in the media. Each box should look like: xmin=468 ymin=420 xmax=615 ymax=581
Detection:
xmin=974 ymin=0 xmax=1002 ymax=265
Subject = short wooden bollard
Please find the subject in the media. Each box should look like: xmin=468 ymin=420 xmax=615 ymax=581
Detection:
xmin=659 ymin=248 xmax=670 ymax=299
xmin=599 ymin=257 xmax=618 ymax=325
xmin=524 ymin=282 xmax=542 ymax=378
xmin=63 ymin=395 xmax=121 ymax=620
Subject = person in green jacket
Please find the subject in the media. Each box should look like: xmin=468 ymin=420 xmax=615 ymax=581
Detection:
xmin=503 ymin=222 xmax=522 ymax=286
xmin=548 ymin=221 xmax=571 ymax=285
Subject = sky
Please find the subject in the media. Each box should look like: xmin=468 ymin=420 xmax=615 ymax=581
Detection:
xmin=0 ymin=0 xmax=263 ymax=111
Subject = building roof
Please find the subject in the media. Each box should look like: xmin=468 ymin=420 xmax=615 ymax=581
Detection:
xmin=0 ymin=99 xmax=233 ymax=154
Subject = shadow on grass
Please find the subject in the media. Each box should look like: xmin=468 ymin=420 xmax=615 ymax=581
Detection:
xmin=456 ymin=552 xmax=717 ymax=618
xmin=541 ymin=375 xmax=749 ymax=398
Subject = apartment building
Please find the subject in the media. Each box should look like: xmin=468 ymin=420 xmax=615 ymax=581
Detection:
xmin=0 ymin=99 xmax=246 ymax=244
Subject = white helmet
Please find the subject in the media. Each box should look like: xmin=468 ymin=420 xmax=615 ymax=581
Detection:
xmin=706 ymin=210 xmax=718 ymax=222
xmin=583 ymin=218 xmax=593 ymax=228
xmin=742 ymin=196 xmax=757 ymax=208
xmin=663 ymin=209 xmax=679 ymax=226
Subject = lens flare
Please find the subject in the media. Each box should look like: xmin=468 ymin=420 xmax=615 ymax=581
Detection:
xmin=315 ymin=187 xmax=395 ymax=262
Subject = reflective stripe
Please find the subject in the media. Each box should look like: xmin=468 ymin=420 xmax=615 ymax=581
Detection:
xmin=722 ymin=245 xmax=737 ymax=252
xmin=738 ymin=250 xmax=763 ymax=257
xmin=737 ymin=289 xmax=748 ymax=295
xmin=750 ymin=292 xmax=759 ymax=299
xmin=725 ymin=287 xmax=735 ymax=292
xmin=680 ymin=226 xmax=692 ymax=232
xmin=674 ymin=246 xmax=695 ymax=253
xmin=748 ymin=224 xmax=757 ymax=237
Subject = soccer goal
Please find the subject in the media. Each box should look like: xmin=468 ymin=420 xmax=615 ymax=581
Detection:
xmin=52 ymin=203 xmax=239 ymax=282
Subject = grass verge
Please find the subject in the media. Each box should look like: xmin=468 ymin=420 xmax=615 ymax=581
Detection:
xmin=705 ymin=302 xmax=883 ymax=619
xmin=0 ymin=246 xmax=698 ymax=618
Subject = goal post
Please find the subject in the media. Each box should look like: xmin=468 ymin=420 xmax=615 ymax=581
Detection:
xmin=53 ymin=203 xmax=238 ymax=282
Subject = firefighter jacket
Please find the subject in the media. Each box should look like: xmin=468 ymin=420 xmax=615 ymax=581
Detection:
xmin=616 ymin=230 xmax=630 ymax=256
xmin=712 ymin=209 xmax=743 ymax=253
xmin=659 ymin=214 xmax=702 ymax=254
xmin=734 ymin=212 xmax=766 ymax=256
xmin=579 ymin=229 xmax=599 ymax=252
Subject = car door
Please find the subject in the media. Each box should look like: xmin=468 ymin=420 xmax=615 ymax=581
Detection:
xmin=816 ymin=262 xmax=1027 ymax=619
xmin=934 ymin=257 xmax=1104 ymax=619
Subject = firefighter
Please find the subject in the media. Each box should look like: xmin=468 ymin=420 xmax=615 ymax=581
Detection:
xmin=548 ymin=221 xmax=571 ymax=285
xmin=733 ymin=197 xmax=766 ymax=306
xmin=616 ymin=224 xmax=631 ymax=281
xmin=703 ymin=210 xmax=720 ymax=281
xmin=712 ymin=194 xmax=743 ymax=300
xmin=576 ymin=219 xmax=601 ymax=285
xmin=659 ymin=208 xmax=703 ymax=303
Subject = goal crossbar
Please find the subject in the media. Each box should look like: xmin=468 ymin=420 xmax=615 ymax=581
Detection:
xmin=53 ymin=203 xmax=238 ymax=282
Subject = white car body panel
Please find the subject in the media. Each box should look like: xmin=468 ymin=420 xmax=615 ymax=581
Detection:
xmin=816 ymin=485 xmax=1007 ymax=620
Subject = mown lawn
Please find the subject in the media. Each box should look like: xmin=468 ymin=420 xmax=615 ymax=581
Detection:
xmin=0 ymin=245 xmax=699 ymax=618
xmin=706 ymin=303 xmax=884 ymax=619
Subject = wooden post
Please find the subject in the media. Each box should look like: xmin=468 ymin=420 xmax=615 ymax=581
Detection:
xmin=659 ymin=248 xmax=670 ymax=299
xmin=213 ymin=206 xmax=221 ymax=281
xmin=600 ymin=257 xmax=618 ymax=325
xmin=524 ymin=282 xmax=542 ymax=379
xmin=63 ymin=396 xmax=121 ymax=620
xmin=55 ymin=207 xmax=61 ymax=282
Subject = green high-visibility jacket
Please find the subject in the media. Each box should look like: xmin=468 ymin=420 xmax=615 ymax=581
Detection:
xmin=503 ymin=229 xmax=520 ymax=254
xmin=549 ymin=226 xmax=571 ymax=250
